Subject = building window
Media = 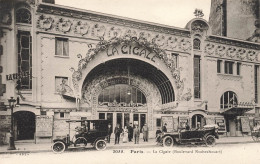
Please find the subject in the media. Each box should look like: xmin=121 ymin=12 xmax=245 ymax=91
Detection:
xmin=193 ymin=38 xmax=201 ymax=50
xmin=55 ymin=76 xmax=68 ymax=92
xmin=98 ymin=84 xmax=146 ymax=107
xmin=224 ymin=61 xmax=233 ymax=74
xmin=172 ymin=53 xmax=178 ymax=68
xmin=194 ymin=56 xmax=201 ymax=99
xmin=237 ymin=63 xmax=241 ymax=75
xmin=16 ymin=8 xmax=31 ymax=24
xmin=40 ymin=111 xmax=46 ymax=115
xmin=55 ymin=37 xmax=69 ymax=56
xmin=156 ymin=118 xmax=161 ymax=127
xmin=18 ymin=31 xmax=32 ymax=90
xmin=217 ymin=60 xmax=222 ymax=73
xmin=220 ymin=91 xmax=238 ymax=109
xmin=60 ymin=112 xmax=65 ymax=118
xmin=255 ymin=65 xmax=259 ymax=103
xmin=99 ymin=113 xmax=105 ymax=119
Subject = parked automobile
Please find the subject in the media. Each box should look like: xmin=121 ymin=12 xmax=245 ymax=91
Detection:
xmin=52 ymin=120 xmax=108 ymax=153
xmin=157 ymin=124 xmax=219 ymax=147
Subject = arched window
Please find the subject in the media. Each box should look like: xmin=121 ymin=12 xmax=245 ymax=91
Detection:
xmin=193 ymin=38 xmax=201 ymax=50
xmin=98 ymin=84 xmax=146 ymax=107
xmin=220 ymin=91 xmax=238 ymax=109
xmin=16 ymin=8 xmax=31 ymax=24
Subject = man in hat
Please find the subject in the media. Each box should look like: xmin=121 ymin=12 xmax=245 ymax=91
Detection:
xmin=128 ymin=123 xmax=133 ymax=142
xmin=162 ymin=123 xmax=167 ymax=132
xmin=114 ymin=124 xmax=122 ymax=144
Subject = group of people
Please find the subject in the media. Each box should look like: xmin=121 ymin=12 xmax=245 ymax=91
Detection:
xmin=107 ymin=123 xmax=149 ymax=145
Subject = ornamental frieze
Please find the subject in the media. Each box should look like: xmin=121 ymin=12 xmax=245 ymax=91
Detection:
xmin=204 ymin=42 xmax=259 ymax=62
xmin=35 ymin=14 xmax=191 ymax=53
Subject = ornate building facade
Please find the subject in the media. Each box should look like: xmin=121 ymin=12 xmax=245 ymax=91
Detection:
xmin=0 ymin=0 xmax=260 ymax=144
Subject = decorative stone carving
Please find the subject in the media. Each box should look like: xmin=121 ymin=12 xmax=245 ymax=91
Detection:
xmin=215 ymin=45 xmax=226 ymax=57
xmin=247 ymin=50 xmax=256 ymax=61
xmin=181 ymin=88 xmax=192 ymax=101
xmin=0 ymin=11 xmax=12 ymax=25
xmin=124 ymin=29 xmax=138 ymax=39
xmin=226 ymin=47 xmax=237 ymax=58
xmin=166 ymin=36 xmax=178 ymax=49
xmin=37 ymin=15 xmax=54 ymax=31
xmin=152 ymin=34 xmax=165 ymax=48
xmin=236 ymin=49 xmax=247 ymax=60
xmin=179 ymin=38 xmax=191 ymax=51
xmin=108 ymin=27 xmax=122 ymax=39
xmin=204 ymin=43 xmax=215 ymax=55
xmin=191 ymin=20 xmax=209 ymax=35
xmin=56 ymin=78 xmax=74 ymax=97
xmin=56 ymin=18 xmax=72 ymax=33
xmin=74 ymin=21 xmax=90 ymax=36
xmin=139 ymin=32 xmax=152 ymax=42
xmin=91 ymin=24 xmax=106 ymax=38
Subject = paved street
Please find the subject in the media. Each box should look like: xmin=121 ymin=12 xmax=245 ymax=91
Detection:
xmin=1 ymin=142 xmax=260 ymax=164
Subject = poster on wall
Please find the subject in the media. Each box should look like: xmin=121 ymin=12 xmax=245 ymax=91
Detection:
xmin=215 ymin=117 xmax=226 ymax=133
xmin=240 ymin=117 xmax=251 ymax=132
xmin=178 ymin=117 xmax=189 ymax=129
xmin=36 ymin=116 xmax=53 ymax=137
xmin=161 ymin=116 xmax=174 ymax=132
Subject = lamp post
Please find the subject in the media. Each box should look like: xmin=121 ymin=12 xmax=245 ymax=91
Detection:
xmin=7 ymin=97 xmax=16 ymax=150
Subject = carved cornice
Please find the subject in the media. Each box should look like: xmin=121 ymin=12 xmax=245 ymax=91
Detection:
xmin=206 ymin=35 xmax=260 ymax=50
xmin=217 ymin=74 xmax=242 ymax=81
xmin=204 ymin=41 xmax=260 ymax=62
xmin=36 ymin=3 xmax=190 ymax=37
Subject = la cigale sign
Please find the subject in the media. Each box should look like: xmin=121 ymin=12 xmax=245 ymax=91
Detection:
xmin=106 ymin=44 xmax=157 ymax=62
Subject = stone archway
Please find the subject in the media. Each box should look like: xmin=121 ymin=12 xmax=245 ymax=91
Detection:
xmin=70 ymin=35 xmax=191 ymax=104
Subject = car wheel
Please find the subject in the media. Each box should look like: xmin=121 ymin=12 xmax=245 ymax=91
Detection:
xmin=52 ymin=141 xmax=66 ymax=153
xmin=205 ymin=135 xmax=216 ymax=147
xmin=163 ymin=136 xmax=174 ymax=147
xmin=95 ymin=140 xmax=107 ymax=151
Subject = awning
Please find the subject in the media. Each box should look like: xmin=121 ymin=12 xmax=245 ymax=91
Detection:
xmin=220 ymin=106 xmax=253 ymax=115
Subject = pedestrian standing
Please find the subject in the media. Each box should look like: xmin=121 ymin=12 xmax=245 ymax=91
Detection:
xmin=107 ymin=124 xmax=112 ymax=143
xmin=122 ymin=126 xmax=128 ymax=143
xmin=133 ymin=125 xmax=140 ymax=144
xmin=142 ymin=123 xmax=149 ymax=142
xmin=162 ymin=123 xmax=167 ymax=132
xmin=114 ymin=124 xmax=121 ymax=144
xmin=128 ymin=123 xmax=133 ymax=142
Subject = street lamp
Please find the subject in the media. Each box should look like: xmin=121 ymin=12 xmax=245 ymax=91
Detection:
xmin=7 ymin=97 xmax=16 ymax=150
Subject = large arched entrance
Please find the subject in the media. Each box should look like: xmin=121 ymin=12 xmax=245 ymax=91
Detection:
xmin=14 ymin=111 xmax=35 ymax=140
xmin=81 ymin=58 xmax=175 ymax=131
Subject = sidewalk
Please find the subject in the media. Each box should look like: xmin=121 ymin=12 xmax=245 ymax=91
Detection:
xmin=0 ymin=136 xmax=256 ymax=154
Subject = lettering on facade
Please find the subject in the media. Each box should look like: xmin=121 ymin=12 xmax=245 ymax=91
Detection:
xmin=97 ymin=107 xmax=147 ymax=113
xmin=6 ymin=71 xmax=30 ymax=81
xmin=106 ymin=44 xmax=157 ymax=62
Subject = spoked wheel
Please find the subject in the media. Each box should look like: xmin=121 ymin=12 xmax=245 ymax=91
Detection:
xmin=95 ymin=140 xmax=107 ymax=151
xmin=163 ymin=136 xmax=174 ymax=147
xmin=205 ymin=135 xmax=216 ymax=147
xmin=74 ymin=137 xmax=87 ymax=147
xmin=52 ymin=141 xmax=66 ymax=153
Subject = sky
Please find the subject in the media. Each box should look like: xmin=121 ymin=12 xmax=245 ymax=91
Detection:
xmin=55 ymin=0 xmax=211 ymax=28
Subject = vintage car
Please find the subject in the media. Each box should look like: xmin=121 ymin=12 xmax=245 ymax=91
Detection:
xmin=52 ymin=120 xmax=108 ymax=153
xmin=157 ymin=125 xmax=219 ymax=147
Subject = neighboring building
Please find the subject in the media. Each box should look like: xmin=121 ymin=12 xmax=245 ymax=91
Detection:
xmin=209 ymin=0 xmax=260 ymax=42
xmin=1 ymin=0 xmax=260 ymax=144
